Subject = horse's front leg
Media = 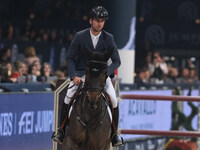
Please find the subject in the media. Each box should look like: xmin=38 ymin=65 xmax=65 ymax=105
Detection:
xmin=63 ymin=115 xmax=86 ymax=150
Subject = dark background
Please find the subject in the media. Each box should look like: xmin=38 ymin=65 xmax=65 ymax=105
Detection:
xmin=135 ymin=0 xmax=200 ymax=69
xmin=0 ymin=0 xmax=200 ymax=70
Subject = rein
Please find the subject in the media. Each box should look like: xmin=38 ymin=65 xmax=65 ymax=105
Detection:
xmin=67 ymin=84 xmax=76 ymax=90
xmin=71 ymin=87 xmax=108 ymax=130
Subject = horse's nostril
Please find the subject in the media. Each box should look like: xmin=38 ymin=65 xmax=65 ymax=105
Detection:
xmin=89 ymin=105 xmax=96 ymax=109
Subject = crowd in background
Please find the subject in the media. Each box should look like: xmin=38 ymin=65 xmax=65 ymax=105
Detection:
xmin=134 ymin=51 xmax=199 ymax=85
xmin=0 ymin=0 xmax=91 ymax=44
xmin=0 ymin=0 xmax=88 ymax=85
xmin=0 ymin=46 xmax=68 ymax=84
xmin=0 ymin=0 xmax=199 ymax=86
xmin=0 ymin=20 xmax=76 ymax=44
xmin=0 ymin=0 xmax=90 ymax=20
xmin=0 ymin=45 xmax=199 ymax=85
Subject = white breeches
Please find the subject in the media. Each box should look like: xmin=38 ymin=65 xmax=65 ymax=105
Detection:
xmin=64 ymin=76 xmax=118 ymax=108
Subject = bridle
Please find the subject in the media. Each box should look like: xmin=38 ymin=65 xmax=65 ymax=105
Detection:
xmin=83 ymin=60 xmax=107 ymax=97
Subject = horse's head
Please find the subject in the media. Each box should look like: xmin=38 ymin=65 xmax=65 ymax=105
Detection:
xmin=83 ymin=45 xmax=113 ymax=110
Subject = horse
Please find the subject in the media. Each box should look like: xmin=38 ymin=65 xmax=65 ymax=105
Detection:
xmin=62 ymin=47 xmax=114 ymax=150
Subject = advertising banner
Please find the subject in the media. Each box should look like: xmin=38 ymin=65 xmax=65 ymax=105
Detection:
xmin=0 ymin=93 xmax=54 ymax=150
xmin=119 ymin=90 xmax=172 ymax=139
xmin=136 ymin=22 xmax=200 ymax=50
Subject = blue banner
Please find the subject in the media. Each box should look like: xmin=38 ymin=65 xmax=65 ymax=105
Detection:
xmin=0 ymin=93 xmax=54 ymax=150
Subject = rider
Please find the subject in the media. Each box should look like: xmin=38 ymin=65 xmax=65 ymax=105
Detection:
xmin=52 ymin=6 xmax=124 ymax=146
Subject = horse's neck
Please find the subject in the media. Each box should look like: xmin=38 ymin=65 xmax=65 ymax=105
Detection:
xmin=87 ymin=99 xmax=103 ymax=118
xmin=76 ymin=94 xmax=105 ymax=122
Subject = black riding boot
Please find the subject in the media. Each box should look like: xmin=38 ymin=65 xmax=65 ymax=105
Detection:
xmin=111 ymin=106 xmax=124 ymax=147
xmin=51 ymin=103 xmax=69 ymax=144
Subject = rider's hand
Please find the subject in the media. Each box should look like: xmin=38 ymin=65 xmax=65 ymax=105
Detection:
xmin=73 ymin=76 xmax=83 ymax=85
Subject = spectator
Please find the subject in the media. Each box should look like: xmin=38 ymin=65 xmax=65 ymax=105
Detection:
xmin=185 ymin=58 xmax=195 ymax=69
xmin=0 ymin=47 xmax=11 ymax=64
xmin=135 ymin=69 xmax=146 ymax=84
xmin=37 ymin=62 xmax=53 ymax=82
xmin=49 ymin=29 xmax=58 ymax=43
xmin=0 ymin=64 xmax=12 ymax=83
xmin=42 ymin=31 xmax=49 ymax=42
xmin=22 ymin=62 xmax=28 ymax=76
xmin=145 ymin=69 xmax=151 ymax=83
xmin=0 ymin=0 xmax=90 ymax=44
xmin=29 ymin=30 xmax=37 ymax=41
xmin=149 ymin=51 xmax=168 ymax=83
xmin=54 ymin=70 xmax=65 ymax=80
xmin=2 ymin=22 xmax=14 ymax=39
xmin=165 ymin=67 xmax=179 ymax=83
xmin=188 ymin=68 xmax=198 ymax=83
xmin=10 ymin=61 xmax=27 ymax=83
xmin=135 ymin=68 xmax=150 ymax=84
xmin=42 ymin=62 xmax=53 ymax=77
xmin=32 ymin=60 xmax=42 ymax=76
xmin=177 ymin=67 xmax=190 ymax=84
xmin=6 ymin=62 xmax=13 ymax=76
xmin=24 ymin=46 xmax=40 ymax=65
xmin=27 ymin=64 xmax=39 ymax=82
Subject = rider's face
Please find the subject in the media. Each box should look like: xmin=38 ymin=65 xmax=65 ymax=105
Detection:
xmin=90 ymin=18 xmax=105 ymax=34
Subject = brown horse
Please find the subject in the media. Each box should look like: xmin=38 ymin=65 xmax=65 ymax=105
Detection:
xmin=63 ymin=48 xmax=113 ymax=150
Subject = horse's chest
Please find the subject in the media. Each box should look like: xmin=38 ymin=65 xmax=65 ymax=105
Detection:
xmin=69 ymin=111 xmax=111 ymax=148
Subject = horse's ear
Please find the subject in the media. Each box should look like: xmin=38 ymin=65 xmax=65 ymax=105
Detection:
xmin=104 ymin=47 xmax=114 ymax=61
xmin=83 ymin=44 xmax=93 ymax=60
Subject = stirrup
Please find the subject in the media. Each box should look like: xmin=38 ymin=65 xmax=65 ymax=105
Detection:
xmin=51 ymin=128 xmax=65 ymax=144
xmin=111 ymin=133 xmax=124 ymax=147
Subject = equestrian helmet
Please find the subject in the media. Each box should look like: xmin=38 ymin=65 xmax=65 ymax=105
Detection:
xmin=89 ymin=6 xmax=108 ymax=20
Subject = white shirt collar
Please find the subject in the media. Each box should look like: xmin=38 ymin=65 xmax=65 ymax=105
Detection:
xmin=90 ymin=30 xmax=101 ymax=49
xmin=90 ymin=30 xmax=102 ymax=39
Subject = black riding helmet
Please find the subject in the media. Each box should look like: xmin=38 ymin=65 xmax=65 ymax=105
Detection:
xmin=89 ymin=6 xmax=108 ymax=20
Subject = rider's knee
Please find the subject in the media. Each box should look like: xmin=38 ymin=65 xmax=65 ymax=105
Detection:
xmin=112 ymin=98 xmax=118 ymax=108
